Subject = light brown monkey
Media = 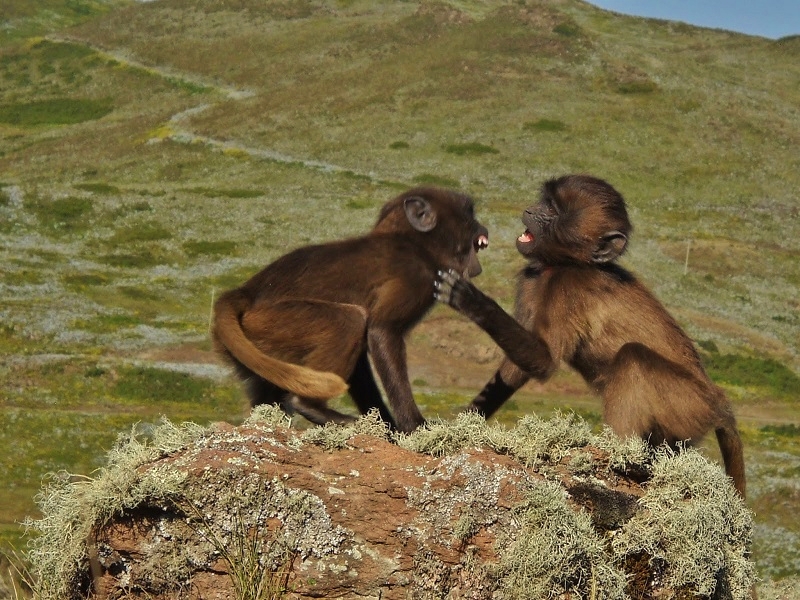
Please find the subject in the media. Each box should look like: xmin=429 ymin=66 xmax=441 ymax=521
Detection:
xmin=435 ymin=174 xmax=746 ymax=497
xmin=214 ymin=186 xmax=489 ymax=433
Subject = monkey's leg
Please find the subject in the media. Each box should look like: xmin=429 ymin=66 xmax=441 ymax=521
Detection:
xmin=242 ymin=298 xmax=367 ymax=378
xmin=604 ymin=346 xmax=746 ymax=497
xmin=292 ymin=352 xmax=399 ymax=429
xmin=244 ymin=372 xmax=361 ymax=427
xmin=286 ymin=396 xmax=358 ymax=426
xmin=243 ymin=378 xmax=327 ymax=430
xmin=468 ymin=359 xmax=531 ymax=418
xmin=244 ymin=375 xmax=289 ymax=408
xmin=241 ymin=299 xmax=372 ymax=426
xmin=602 ymin=343 xmax=719 ymax=445
xmin=347 ymin=352 xmax=397 ymax=429
xmin=367 ymin=327 xmax=425 ymax=433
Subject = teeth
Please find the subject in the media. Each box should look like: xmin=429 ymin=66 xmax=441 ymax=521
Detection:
xmin=477 ymin=235 xmax=489 ymax=249
xmin=518 ymin=231 xmax=534 ymax=243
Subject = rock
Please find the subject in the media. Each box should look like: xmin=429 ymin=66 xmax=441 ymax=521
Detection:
xmin=25 ymin=409 xmax=755 ymax=600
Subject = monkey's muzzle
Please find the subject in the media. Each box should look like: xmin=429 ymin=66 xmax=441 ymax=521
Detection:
xmin=465 ymin=229 xmax=489 ymax=278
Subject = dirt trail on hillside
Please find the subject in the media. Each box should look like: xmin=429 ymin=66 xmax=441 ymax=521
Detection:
xmin=47 ymin=34 xmax=378 ymax=178
xmin=46 ymin=34 xmax=253 ymax=100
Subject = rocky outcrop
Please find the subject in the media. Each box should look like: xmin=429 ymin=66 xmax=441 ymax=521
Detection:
xmin=25 ymin=409 xmax=755 ymax=599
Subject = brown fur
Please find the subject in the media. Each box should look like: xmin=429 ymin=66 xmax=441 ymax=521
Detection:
xmin=436 ymin=175 xmax=746 ymax=497
xmin=214 ymin=187 xmax=488 ymax=433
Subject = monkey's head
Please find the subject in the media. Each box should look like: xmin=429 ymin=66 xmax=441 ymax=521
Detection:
xmin=516 ymin=175 xmax=631 ymax=266
xmin=374 ymin=187 xmax=489 ymax=279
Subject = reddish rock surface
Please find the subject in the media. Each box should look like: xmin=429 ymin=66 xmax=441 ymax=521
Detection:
xmin=44 ymin=413 xmax=751 ymax=600
xmin=82 ymin=420 xmax=646 ymax=599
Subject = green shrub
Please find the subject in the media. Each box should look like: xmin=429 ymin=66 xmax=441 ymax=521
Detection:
xmin=0 ymin=98 xmax=113 ymax=126
xmin=165 ymin=77 xmax=211 ymax=95
xmin=33 ymin=39 xmax=94 ymax=61
xmin=110 ymin=223 xmax=172 ymax=243
xmin=64 ymin=0 xmax=99 ymax=17
xmin=26 ymin=196 xmax=92 ymax=233
xmin=523 ymin=118 xmax=567 ymax=133
xmin=345 ymin=198 xmax=372 ymax=209
xmin=99 ymin=251 xmax=163 ymax=269
xmin=84 ymin=366 xmax=107 ymax=378
xmin=130 ymin=200 xmax=153 ymax=211
xmin=63 ymin=273 xmax=109 ymax=288
xmin=73 ymin=313 xmax=141 ymax=333
xmin=113 ymin=366 xmax=216 ymax=404
xmin=443 ymin=142 xmax=500 ymax=156
xmin=616 ymin=81 xmax=658 ymax=94
xmin=340 ymin=170 xmax=372 ymax=183
xmin=703 ymin=353 xmax=800 ymax=397
xmin=186 ymin=187 xmax=262 ymax=198
xmin=697 ymin=339 xmax=719 ymax=354
xmin=552 ymin=22 xmax=581 ymax=37
xmin=760 ymin=423 xmax=800 ymax=437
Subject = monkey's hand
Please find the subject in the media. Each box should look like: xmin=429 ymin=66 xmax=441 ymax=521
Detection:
xmin=434 ymin=268 xmax=483 ymax=317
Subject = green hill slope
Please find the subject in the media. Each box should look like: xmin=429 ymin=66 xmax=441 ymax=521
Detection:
xmin=2 ymin=0 xmax=798 ymax=360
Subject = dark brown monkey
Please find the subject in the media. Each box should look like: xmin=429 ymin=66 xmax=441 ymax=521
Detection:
xmin=213 ymin=187 xmax=489 ymax=433
xmin=435 ymin=175 xmax=746 ymax=497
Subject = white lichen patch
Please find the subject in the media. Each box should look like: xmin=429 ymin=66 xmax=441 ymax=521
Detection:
xmin=300 ymin=409 xmax=391 ymax=450
xmin=407 ymin=452 xmax=514 ymax=542
xmin=612 ymin=446 xmax=756 ymax=600
xmin=239 ymin=478 xmax=349 ymax=561
xmin=495 ymin=480 xmax=629 ymax=600
xmin=244 ymin=403 xmax=294 ymax=430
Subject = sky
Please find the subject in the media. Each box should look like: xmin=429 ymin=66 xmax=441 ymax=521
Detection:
xmin=587 ymin=1 xmax=800 ymax=39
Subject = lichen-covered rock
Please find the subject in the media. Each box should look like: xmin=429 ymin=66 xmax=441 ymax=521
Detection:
xmin=25 ymin=409 xmax=755 ymax=600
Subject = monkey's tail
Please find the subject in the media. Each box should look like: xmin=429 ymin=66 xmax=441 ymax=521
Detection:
xmin=715 ymin=421 xmax=746 ymax=499
xmin=212 ymin=290 xmax=349 ymax=400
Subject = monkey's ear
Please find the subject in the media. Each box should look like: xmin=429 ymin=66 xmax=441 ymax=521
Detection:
xmin=592 ymin=231 xmax=627 ymax=263
xmin=404 ymin=196 xmax=438 ymax=232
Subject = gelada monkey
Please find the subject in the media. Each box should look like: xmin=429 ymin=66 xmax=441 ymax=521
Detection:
xmin=435 ymin=175 xmax=746 ymax=497
xmin=213 ymin=187 xmax=489 ymax=433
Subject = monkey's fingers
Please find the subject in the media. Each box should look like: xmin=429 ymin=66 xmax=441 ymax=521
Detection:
xmin=434 ymin=269 xmax=461 ymax=305
xmin=433 ymin=280 xmax=452 ymax=304
xmin=440 ymin=268 xmax=462 ymax=289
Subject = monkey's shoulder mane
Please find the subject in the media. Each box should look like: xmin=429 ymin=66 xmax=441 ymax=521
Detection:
xmin=520 ymin=262 xmax=636 ymax=284
xmin=597 ymin=262 xmax=636 ymax=283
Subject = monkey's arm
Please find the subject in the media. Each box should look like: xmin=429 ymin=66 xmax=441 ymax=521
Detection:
xmin=367 ymin=327 xmax=425 ymax=433
xmin=467 ymin=360 xmax=532 ymax=418
xmin=435 ymin=269 xmax=555 ymax=380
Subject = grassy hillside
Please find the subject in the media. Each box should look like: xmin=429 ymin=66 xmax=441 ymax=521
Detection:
xmin=0 ymin=0 xmax=798 ymax=590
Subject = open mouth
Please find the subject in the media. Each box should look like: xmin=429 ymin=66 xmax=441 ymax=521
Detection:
xmin=466 ymin=233 xmax=489 ymax=279
xmin=517 ymin=230 xmax=534 ymax=244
